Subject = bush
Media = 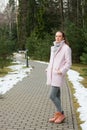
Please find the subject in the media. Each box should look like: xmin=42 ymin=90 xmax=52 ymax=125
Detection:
xmin=80 ymin=29 xmax=87 ymax=64
xmin=26 ymin=32 xmax=54 ymax=61
xmin=80 ymin=53 xmax=87 ymax=64
xmin=65 ymin=22 xmax=85 ymax=63
xmin=0 ymin=37 xmax=15 ymax=68
xmin=80 ymin=45 xmax=87 ymax=64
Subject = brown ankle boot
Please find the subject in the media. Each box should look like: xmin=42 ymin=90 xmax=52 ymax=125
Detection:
xmin=49 ymin=112 xmax=62 ymax=122
xmin=54 ymin=113 xmax=65 ymax=124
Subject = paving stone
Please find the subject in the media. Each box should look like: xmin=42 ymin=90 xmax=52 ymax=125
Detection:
xmin=0 ymin=60 xmax=78 ymax=130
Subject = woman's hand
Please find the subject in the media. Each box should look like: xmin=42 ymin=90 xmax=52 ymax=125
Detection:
xmin=57 ymin=69 xmax=62 ymax=75
xmin=45 ymin=68 xmax=47 ymax=72
xmin=55 ymin=68 xmax=62 ymax=75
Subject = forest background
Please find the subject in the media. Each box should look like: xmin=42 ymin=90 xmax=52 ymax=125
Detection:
xmin=0 ymin=0 xmax=87 ymax=69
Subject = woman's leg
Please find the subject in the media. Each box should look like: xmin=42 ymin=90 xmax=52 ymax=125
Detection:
xmin=49 ymin=86 xmax=63 ymax=113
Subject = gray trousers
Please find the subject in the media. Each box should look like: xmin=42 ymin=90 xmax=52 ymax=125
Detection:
xmin=49 ymin=86 xmax=63 ymax=113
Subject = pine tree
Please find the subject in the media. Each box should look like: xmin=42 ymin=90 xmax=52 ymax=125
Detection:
xmin=17 ymin=0 xmax=28 ymax=49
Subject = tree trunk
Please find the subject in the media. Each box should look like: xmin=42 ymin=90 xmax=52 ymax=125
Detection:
xmin=81 ymin=0 xmax=85 ymax=28
xmin=60 ymin=0 xmax=64 ymax=30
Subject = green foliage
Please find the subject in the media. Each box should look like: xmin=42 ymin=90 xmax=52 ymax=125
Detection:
xmin=35 ymin=6 xmax=45 ymax=38
xmin=17 ymin=0 xmax=28 ymax=49
xmin=80 ymin=28 xmax=87 ymax=64
xmin=26 ymin=32 xmax=54 ymax=61
xmin=65 ymin=22 xmax=85 ymax=63
xmin=18 ymin=0 xmax=61 ymax=48
xmin=26 ymin=32 xmax=36 ymax=58
xmin=9 ymin=0 xmax=87 ymax=64
xmin=35 ymin=0 xmax=61 ymax=38
xmin=0 ymin=35 xmax=15 ymax=68
xmin=26 ymin=0 xmax=36 ymax=36
xmin=0 ymin=58 xmax=12 ymax=69
xmin=80 ymin=52 xmax=87 ymax=64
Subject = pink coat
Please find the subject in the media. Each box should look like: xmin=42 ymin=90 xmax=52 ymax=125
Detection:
xmin=46 ymin=42 xmax=72 ymax=87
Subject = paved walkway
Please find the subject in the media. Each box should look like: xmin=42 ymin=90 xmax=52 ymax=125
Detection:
xmin=0 ymin=60 xmax=78 ymax=130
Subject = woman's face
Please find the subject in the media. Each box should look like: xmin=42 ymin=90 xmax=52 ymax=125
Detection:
xmin=55 ymin=32 xmax=64 ymax=43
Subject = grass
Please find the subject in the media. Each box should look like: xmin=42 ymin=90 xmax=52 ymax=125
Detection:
xmin=68 ymin=63 xmax=87 ymax=130
xmin=0 ymin=63 xmax=28 ymax=77
xmin=71 ymin=64 xmax=87 ymax=88
xmin=0 ymin=61 xmax=18 ymax=77
xmin=0 ymin=61 xmax=19 ymax=77
xmin=0 ymin=67 xmax=12 ymax=77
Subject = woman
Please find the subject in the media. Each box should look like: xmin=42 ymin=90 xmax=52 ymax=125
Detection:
xmin=46 ymin=31 xmax=72 ymax=124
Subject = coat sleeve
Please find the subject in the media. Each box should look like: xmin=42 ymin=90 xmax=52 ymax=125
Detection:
xmin=46 ymin=46 xmax=54 ymax=71
xmin=60 ymin=47 xmax=72 ymax=75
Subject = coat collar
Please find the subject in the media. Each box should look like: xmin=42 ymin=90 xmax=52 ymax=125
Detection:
xmin=54 ymin=41 xmax=65 ymax=56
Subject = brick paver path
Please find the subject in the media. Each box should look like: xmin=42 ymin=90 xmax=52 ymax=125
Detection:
xmin=0 ymin=60 xmax=78 ymax=130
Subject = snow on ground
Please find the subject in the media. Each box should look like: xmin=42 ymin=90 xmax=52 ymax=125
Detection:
xmin=0 ymin=57 xmax=87 ymax=130
xmin=0 ymin=53 xmax=32 ymax=94
xmin=67 ymin=69 xmax=87 ymax=130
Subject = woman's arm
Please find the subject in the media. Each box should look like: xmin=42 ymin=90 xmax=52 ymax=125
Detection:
xmin=59 ymin=47 xmax=72 ymax=75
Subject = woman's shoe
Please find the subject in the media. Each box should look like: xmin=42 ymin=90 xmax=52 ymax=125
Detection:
xmin=54 ymin=114 xmax=65 ymax=124
xmin=49 ymin=112 xmax=62 ymax=122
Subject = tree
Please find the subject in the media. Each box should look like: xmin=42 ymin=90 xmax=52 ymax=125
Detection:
xmin=12 ymin=0 xmax=87 ymax=63
xmin=17 ymin=0 xmax=28 ymax=49
xmin=26 ymin=0 xmax=36 ymax=36
xmin=0 ymin=27 xmax=15 ymax=68
xmin=3 ymin=0 xmax=16 ymax=38
xmin=60 ymin=0 xmax=64 ymax=30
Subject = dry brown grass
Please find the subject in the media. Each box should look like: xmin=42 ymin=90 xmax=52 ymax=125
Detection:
xmin=0 ymin=67 xmax=12 ymax=77
xmin=0 ymin=62 xmax=18 ymax=77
